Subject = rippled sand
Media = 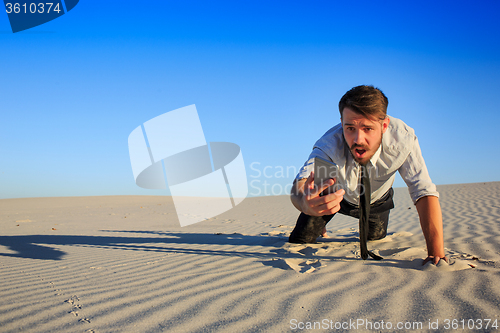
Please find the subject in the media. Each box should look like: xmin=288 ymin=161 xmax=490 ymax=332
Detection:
xmin=1 ymin=182 xmax=499 ymax=332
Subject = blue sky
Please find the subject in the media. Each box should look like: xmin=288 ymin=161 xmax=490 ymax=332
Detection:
xmin=1 ymin=0 xmax=500 ymax=199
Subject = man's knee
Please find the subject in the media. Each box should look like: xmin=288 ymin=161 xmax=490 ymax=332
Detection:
xmin=289 ymin=213 xmax=332 ymax=244
xmin=367 ymin=211 xmax=390 ymax=240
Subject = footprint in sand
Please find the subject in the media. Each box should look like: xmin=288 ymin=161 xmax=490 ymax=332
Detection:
xmin=284 ymin=258 xmax=326 ymax=273
xmin=64 ymin=295 xmax=80 ymax=305
xmin=268 ymin=243 xmax=329 ymax=273
xmin=65 ymin=295 xmax=86 ymax=319
xmin=268 ymin=257 xmax=326 ymax=274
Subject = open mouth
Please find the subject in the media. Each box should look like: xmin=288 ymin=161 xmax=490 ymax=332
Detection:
xmin=354 ymin=149 xmax=367 ymax=158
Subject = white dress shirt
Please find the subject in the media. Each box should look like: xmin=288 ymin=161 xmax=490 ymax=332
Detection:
xmin=295 ymin=116 xmax=439 ymax=205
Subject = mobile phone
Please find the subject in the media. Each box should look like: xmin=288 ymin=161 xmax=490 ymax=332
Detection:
xmin=313 ymin=157 xmax=340 ymax=196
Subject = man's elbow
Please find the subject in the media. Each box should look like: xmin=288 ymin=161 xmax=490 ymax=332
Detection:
xmin=290 ymin=180 xmax=304 ymax=211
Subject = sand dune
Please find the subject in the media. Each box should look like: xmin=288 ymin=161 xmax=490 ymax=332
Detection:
xmin=1 ymin=182 xmax=500 ymax=332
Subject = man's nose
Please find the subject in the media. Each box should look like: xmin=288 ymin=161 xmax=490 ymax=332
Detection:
xmin=353 ymin=130 xmax=365 ymax=144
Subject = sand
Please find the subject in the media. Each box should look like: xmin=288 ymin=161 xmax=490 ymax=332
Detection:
xmin=1 ymin=182 xmax=500 ymax=332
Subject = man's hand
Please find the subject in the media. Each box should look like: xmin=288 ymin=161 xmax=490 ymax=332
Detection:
xmin=291 ymin=172 xmax=345 ymax=216
xmin=423 ymin=255 xmax=448 ymax=265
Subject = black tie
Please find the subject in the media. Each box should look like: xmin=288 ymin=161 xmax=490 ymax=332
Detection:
xmin=359 ymin=165 xmax=383 ymax=260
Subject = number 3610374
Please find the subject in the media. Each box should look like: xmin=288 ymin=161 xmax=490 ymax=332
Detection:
xmin=5 ymin=3 xmax=62 ymax=14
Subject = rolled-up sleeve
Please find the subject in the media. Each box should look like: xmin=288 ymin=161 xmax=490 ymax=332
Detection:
xmin=398 ymin=137 xmax=439 ymax=204
xmin=295 ymin=148 xmax=331 ymax=181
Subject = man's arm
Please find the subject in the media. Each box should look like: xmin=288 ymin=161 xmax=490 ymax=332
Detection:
xmin=290 ymin=172 xmax=345 ymax=216
xmin=290 ymin=178 xmax=308 ymax=212
xmin=397 ymin=134 xmax=444 ymax=264
xmin=415 ymin=195 xmax=447 ymax=264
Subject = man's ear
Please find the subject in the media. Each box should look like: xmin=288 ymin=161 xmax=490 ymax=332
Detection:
xmin=382 ymin=117 xmax=390 ymax=134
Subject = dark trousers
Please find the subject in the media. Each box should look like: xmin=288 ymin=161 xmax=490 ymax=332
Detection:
xmin=289 ymin=188 xmax=395 ymax=244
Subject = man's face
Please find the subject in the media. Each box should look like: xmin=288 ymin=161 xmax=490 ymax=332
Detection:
xmin=341 ymin=107 xmax=390 ymax=165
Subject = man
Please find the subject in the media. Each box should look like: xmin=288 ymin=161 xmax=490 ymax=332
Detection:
xmin=289 ymin=85 xmax=446 ymax=264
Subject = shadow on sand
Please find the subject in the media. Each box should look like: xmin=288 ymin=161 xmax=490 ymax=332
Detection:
xmin=0 ymin=230 xmax=285 ymax=261
xmin=0 ymin=230 xmax=430 ymax=270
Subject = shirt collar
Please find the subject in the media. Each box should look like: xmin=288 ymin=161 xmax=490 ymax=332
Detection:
xmin=369 ymin=144 xmax=382 ymax=167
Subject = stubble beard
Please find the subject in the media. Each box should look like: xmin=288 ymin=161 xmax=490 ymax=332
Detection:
xmin=349 ymin=132 xmax=383 ymax=166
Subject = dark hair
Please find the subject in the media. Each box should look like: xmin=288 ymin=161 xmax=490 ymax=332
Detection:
xmin=338 ymin=85 xmax=388 ymax=120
